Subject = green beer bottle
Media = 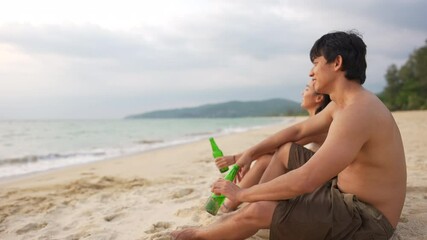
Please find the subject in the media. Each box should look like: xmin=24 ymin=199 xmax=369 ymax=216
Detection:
xmin=209 ymin=137 xmax=229 ymax=173
xmin=205 ymin=164 xmax=240 ymax=216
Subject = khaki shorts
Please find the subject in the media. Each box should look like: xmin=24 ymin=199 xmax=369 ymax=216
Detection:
xmin=270 ymin=143 xmax=395 ymax=240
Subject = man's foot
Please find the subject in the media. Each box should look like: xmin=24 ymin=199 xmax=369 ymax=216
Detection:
xmin=171 ymin=228 xmax=201 ymax=240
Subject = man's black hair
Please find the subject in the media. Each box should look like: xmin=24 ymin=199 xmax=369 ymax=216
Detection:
xmin=310 ymin=31 xmax=367 ymax=84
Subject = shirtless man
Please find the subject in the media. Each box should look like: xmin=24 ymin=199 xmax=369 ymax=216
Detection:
xmin=171 ymin=31 xmax=406 ymax=240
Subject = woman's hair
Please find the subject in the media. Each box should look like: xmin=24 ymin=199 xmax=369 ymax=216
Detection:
xmin=315 ymin=94 xmax=331 ymax=114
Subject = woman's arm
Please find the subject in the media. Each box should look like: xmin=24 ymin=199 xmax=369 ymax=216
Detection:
xmin=236 ymin=103 xmax=334 ymax=175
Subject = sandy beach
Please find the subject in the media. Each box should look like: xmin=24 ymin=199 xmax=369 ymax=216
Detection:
xmin=0 ymin=111 xmax=426 ymax=240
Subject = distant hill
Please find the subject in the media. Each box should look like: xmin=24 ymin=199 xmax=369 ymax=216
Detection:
xmin=125 ymin=98 xmax=303 ymax=118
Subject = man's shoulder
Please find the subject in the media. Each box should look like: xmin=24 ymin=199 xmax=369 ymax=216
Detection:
xmin=342 ymin=90 xmax=388 ymax=117
xmin=332 ymin=94 xmax=386 ymax=131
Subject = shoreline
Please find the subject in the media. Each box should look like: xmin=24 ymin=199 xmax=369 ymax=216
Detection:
xmin=0 ymin=117 xmax=303 ymax=189
xmin=0 ymin=116 xmax=297 ymax=184
xmin=0 ymin=111 xmax=426 ymax=239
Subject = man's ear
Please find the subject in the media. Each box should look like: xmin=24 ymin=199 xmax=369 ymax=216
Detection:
xmin=334 ymin=55 xmax=343 ymax=71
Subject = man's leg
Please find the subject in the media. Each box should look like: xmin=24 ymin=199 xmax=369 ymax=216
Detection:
xmin=171 ymin=143 xmax=302 ymax=239
xmin=171 ymin=201 xmax=277 ymax=240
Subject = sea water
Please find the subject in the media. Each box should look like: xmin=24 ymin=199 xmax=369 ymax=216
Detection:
xmin=0 ymin=117 xmax=294 ymax=179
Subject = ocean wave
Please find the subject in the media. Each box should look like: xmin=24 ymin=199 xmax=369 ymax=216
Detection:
xmin=135 ymin=139 xmax=164 ymax=144
xmin=0 ymin=151 xmax=106 ymax=166
xmin=0 ymin=117 xmax=293 ymax=179
xmin=185 ymin=131 xmax=217 ymax=137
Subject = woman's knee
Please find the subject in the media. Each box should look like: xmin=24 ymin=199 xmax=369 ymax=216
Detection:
xmin=253 ymin=155 xmax=272 ymax=171
xmin=275 ymin=142 xmax=294 ymax=169
xmin=277 ymin=142 xmax=293 ymax=155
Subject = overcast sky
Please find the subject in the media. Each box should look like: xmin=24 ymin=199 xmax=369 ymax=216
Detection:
xmin=0 ymin=0 xmax=426 ymax=119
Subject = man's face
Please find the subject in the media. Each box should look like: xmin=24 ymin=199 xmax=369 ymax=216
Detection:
xmin=309 ymin=56 xmax=334 ymax=94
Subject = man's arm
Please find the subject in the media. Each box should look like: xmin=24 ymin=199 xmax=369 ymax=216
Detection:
xmin=295 ymin=133 xmax=327 ymax=146
xmin=238 ymin=103 xmax=335 ymax=166
xmin=216 ymin=105 xmax=372 ymax=202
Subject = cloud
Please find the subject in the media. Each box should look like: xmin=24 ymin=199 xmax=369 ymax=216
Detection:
xmin=0 ymin=19 xmax=310 ymax=94
xmin=0 ymin=0 xmax=426 ymax=118
xmin=345 ymin=0 xmax=427 ymax=31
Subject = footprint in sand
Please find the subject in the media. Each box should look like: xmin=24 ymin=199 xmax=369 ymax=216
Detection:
xmin=165 ymin=224 xmax=203 ymax=239
xmin=175 ymin=206 xmax=200 ymax=218
xmin=104 ymin=212 xmax=126 ymax=222
xmin=197 ymin=157 xmax=212 ymax=163
xmin=80 ymin=172 xmax=94 ymax=176
xmin=149 ymin=199 xmax=164 ymax=204
xmin=145 ymin=222 xmax=172 ymax=234
xmin=170 ymin=188 xmax=194 ymax=199
xmin=175 ymin=203 xmax=214 ymax=224
xmin=64 ymin=232 xmax=91 ymax=240
xmin=16 ymin=222 xmax=48 ymax=235
xmin=171 ymin=188 xmax=201 ymax=204
xmin=148 ymin=231 xmax=173 ymax=240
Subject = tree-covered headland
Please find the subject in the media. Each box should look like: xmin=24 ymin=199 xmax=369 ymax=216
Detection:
xmin=379 ymin=40 xmax=427 ymax=110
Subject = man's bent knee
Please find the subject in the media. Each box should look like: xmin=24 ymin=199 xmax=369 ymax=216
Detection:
xmin=236 ymin=201 xmax=277 ymax=229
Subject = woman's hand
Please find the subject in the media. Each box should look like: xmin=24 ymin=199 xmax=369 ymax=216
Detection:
xmin=235 ymin=152 xmax=254 ymax=181
xmin=215 ymin=155 xmax=236 ymax=169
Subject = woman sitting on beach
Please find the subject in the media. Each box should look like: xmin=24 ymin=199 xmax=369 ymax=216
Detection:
xmin=215 ymin=79 xmax=331 ymax=212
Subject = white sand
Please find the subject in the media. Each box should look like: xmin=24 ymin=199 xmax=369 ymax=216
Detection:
xmin=0 ymin=112 xmax=426 ymax=240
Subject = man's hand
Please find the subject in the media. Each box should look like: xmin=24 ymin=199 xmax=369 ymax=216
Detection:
xmin=211 ymin=178 xmax=242 ymax=203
